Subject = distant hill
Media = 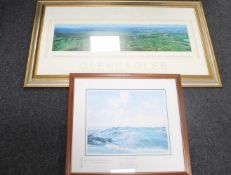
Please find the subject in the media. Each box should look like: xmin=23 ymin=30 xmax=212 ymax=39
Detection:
xmin=55 ymin=24 xmax=188 ymax=34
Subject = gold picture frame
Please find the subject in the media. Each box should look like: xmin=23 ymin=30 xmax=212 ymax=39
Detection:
xmin=24 ymin=0 xmax=222 ymax=87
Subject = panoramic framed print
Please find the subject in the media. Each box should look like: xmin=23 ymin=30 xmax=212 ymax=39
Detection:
xmin=24 ymin=0 xmax=221 ymax=87
xmin=66 ymin=73 xmax=192 ymax=175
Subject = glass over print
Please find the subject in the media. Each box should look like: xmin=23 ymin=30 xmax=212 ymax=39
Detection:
xmin=24 ymin=1 xmax=221 ymax=87
xmin=53 ymin=24 xmax=191 ymax=52
xmin=66 ymin=74 xmax=192 ymax=175
xmin=86 ymin=89 xmax=170 ymax=155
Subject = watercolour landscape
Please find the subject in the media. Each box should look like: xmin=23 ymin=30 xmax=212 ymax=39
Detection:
xmin=52 ymin=24 xmax=191 ymax=52
xmin=86 ymin=89 xmax=170 ymax=155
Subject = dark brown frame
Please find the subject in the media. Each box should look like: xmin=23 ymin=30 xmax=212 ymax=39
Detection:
xmin=66 ymin=73 xmax=192 ymax=175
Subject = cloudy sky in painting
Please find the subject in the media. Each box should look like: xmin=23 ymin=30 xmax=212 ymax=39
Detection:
xmin=86 ymin=89 xmax=168 ymax=128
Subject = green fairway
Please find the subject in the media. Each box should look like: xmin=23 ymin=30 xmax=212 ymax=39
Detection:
xmin=52 ymin=24 xmax=191 ymax=52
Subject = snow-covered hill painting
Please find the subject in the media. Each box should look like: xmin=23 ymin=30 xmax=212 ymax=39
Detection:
xmin=86 ymin=89 xmax=170 ymax=155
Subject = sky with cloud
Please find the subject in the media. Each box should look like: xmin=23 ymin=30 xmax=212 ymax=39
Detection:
xmin=86 ymin=89 xmax=168 ymax=128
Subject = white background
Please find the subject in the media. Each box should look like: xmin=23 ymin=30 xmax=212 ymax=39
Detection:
xmin=36 ymin=6 xmax=208 ymax=75
xmin=71 ymin=78 xmax=185 ymax=173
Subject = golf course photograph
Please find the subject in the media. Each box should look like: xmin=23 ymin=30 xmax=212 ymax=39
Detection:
xmin=52 ymin=24 xmax=191 ymax=52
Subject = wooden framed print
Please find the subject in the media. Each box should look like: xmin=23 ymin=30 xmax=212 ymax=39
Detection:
xmin=66 ymin=73 xmax=192 ymax=175
xmin=24 ymin=0 xmax=221 ymax=87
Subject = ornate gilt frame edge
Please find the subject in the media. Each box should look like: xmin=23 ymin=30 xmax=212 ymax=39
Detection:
xmin=24 ymin=0 xmax=222 ymax=87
